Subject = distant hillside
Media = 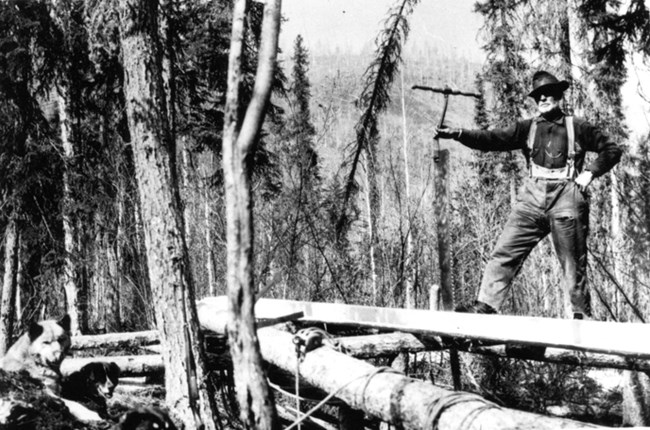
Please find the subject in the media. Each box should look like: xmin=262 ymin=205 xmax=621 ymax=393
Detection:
xmin=294 ymin=43 xmax=485 ymax=179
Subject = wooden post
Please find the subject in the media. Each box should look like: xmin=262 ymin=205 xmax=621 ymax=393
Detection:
xmin=429 ymin=284 xmax=439 ymax=311
xmin=433 ymin=150 xmax=460 ymax=390
xmin=433 ymin=150 xmax=452 ymax=310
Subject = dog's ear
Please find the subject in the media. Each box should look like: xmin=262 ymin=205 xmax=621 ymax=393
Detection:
xmin=86 ymin=362 xmax=104 ymax=382
xmin=58 ymin=314 xmax=71 ymax=332
xmin=28 ymin=322 xmax=44 ymax=341
xmin=106 ymin=362 xmax=121 ymax=382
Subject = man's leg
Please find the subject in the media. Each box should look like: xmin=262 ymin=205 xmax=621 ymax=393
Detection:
xmin=477 ymin=204 xmax=547 ymax=311
xmin=550 ymin=193 xmax=591 ymax=318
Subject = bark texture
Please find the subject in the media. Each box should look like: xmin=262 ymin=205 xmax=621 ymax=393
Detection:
xmin=257 ymin=328 xmax=605 ymax=430
xmin=118 ymin=0 xmax=218 ymax=428
xmin=0 ymin=218 xmax=19 ymax=354
xmin=58 ymin=89 xmax=84 ymax=335
xmin=222 ymin=0 xmax=282 ymax=428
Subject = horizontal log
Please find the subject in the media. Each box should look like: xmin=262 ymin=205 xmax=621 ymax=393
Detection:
xmin=68 ymin=325 xmax=650 ymax=373
xmin=471 ymin=345 xmax=650 ymax=372
xmin=337 ymin=332 xmax=427 ymax=358
xmin=253 ymin=326 xmax=608 ymax=429
xmin=61 ymin=354 xmax=163 ymax=377
xmin=71 ymin=331 xmax=158 ymax=350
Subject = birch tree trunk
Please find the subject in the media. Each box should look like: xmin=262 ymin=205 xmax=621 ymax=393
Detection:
xmin=400 ymin=69 xmax=415 ymax=309
xmin=118 ymin=1 xmax=218 ymax=428
xmin=0 ymin=217 xmax=19 ymax=354
xmin=57 ymin=88 xmax=84 ymax=335
xmin=222 ymin=0 xmax=282 ymax=428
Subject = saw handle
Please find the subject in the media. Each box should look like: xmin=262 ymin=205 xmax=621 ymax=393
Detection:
xmin=412 ymin=85 xmax=480 ymax=98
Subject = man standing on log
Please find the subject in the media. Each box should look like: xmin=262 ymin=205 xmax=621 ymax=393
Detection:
xmin=435 ymin=70 xmax=622 ymax=319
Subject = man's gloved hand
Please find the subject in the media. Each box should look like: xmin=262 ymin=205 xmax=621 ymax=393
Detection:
xmin=434 ymin=127 xmax=462 ymax=140
xmin=575 ymin=170 xmax=594 ymax=192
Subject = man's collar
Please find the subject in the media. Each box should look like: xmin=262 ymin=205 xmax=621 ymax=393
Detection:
xmin=536 ymin=109 xmax=566 ymax=125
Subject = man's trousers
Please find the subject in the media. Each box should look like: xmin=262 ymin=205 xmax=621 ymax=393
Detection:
xmin=477 ymin=177 xmax=591 ymax=316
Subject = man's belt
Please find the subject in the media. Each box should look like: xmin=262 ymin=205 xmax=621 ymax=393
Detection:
xmin=530 ymin=163 xmax=572 ymax=179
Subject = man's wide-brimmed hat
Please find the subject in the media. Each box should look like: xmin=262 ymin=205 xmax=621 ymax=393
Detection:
xmin=528 ymin=71 xmax=570 ymax=99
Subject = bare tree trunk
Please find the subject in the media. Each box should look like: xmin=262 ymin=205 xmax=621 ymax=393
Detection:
xmin=58 ymin=88 xmax=84 ymax=335
xmin=434 ymin=150 xmax=453 ymax=310
xmin=201 ymin=150 xmax=220 ymax=296
xmin=566 ymin=0 xmax=590 ymax=116
xmin=400 ymin=68 xmax=415 ymax=309
xmin=363 ymin=160 xmax=379 ymax=305
xmin=610 ymin=168 xmax=626 ymax=315
xmin=118 ymin=1 xmax=218 ymax=428
xmin=222 ymin=0 xmax=282 ymax=428
xmin=0 ymin=217 xmax=19 ymax=354
xmin=90 ymin=213 xmax=121 ymax=333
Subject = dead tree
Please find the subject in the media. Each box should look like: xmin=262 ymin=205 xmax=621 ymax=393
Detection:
xmin=222 ymin=0 xmax=282 ymax=428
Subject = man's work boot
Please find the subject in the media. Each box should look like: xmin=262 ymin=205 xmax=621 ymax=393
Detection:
xmin=455 ymin=301 xmax=498 ymax=314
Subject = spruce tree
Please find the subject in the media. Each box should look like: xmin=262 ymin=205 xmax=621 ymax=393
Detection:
xmin=288 ymin=34 xmax=318 ymax=184
xmin=474 ymin=0 xmax=529 ymax=204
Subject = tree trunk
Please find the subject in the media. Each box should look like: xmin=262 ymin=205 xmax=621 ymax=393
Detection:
xmin=434 ymin=150 xmax=453 ymax=310
xmin=201 ymin=149 xmax=220 ymax=296
xmin=257 ymin=328 xmax=604 ymax=430
xmin=566 ymin=0 xmax=591 ymax=116
xmin=222 ymin=0 xmax=282 ymax=428
xmin=363 ymin=160 xmax=379 ymax=305
xmin=58 ymin=88 xmax=84 ymax=335
xmin=118 ymin=1 xmax=218 ymax=428
xmin=0 ymin=217 xmax=19 ymax=354
xmin=400 ymin=69 xmax=415 ymax=309
xmin=90 ymin=213 xmax=121 ymax=333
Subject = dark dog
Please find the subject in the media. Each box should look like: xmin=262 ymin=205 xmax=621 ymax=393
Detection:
xmin=112 ymin=407 xmax=177 ymax=430
xmin=61 ymin=361 xmax=120 ymax=417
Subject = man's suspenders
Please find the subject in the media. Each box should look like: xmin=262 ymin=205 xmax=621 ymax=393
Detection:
xmin=527 ymin=115 xmax=576 ymax=179
xmin=565 ymin=116 xmax=576 ymax=178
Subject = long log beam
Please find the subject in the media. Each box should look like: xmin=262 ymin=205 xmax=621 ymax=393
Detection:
xmin=337 ymin=332 xmax=428 ymax=358
xmin=255 ymin=326 xmax=605 ymax=429
xmin=61 ymin=354 xmax=163 ymax=377
xmin=70 ymin=330 xmax=158 ymax=350
xmin=471 ymin=345 xmax=650 ymax=372
xmin=68 ymin=329 xmax=650 ymax=372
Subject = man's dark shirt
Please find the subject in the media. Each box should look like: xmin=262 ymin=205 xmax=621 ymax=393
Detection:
xmin=457 ymin=111 xmax=622 ymax=177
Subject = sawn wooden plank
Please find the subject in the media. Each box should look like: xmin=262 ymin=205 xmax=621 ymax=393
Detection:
xmin=198 ymin=296 xmax=650 ymax=359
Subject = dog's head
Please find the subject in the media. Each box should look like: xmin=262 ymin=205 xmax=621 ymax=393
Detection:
xmin=82 ymin=361 xmax=120 ymax=399
xmin=113 ymin=407 xmax=177 ymax=430
xmin=27 ymin=314 xmax=71 ymax=370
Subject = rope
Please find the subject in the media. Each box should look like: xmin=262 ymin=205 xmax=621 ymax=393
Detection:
xmin=284 ymin=366 xmax=402 ymax=430
xmin=295 ymin=352 xmax=301 ymax=430
xmin=424 ymin=391 xmax=500 ymax=430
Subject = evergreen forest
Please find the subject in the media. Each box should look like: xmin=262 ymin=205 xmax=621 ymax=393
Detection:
xmin=1 ymin=0 xmax=650 ymax=428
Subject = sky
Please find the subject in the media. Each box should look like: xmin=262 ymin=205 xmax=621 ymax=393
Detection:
xmin=278 ymin=0 xmax=650 ymax=141
xmin=279 ymin=0 xmax=485 ymax=60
